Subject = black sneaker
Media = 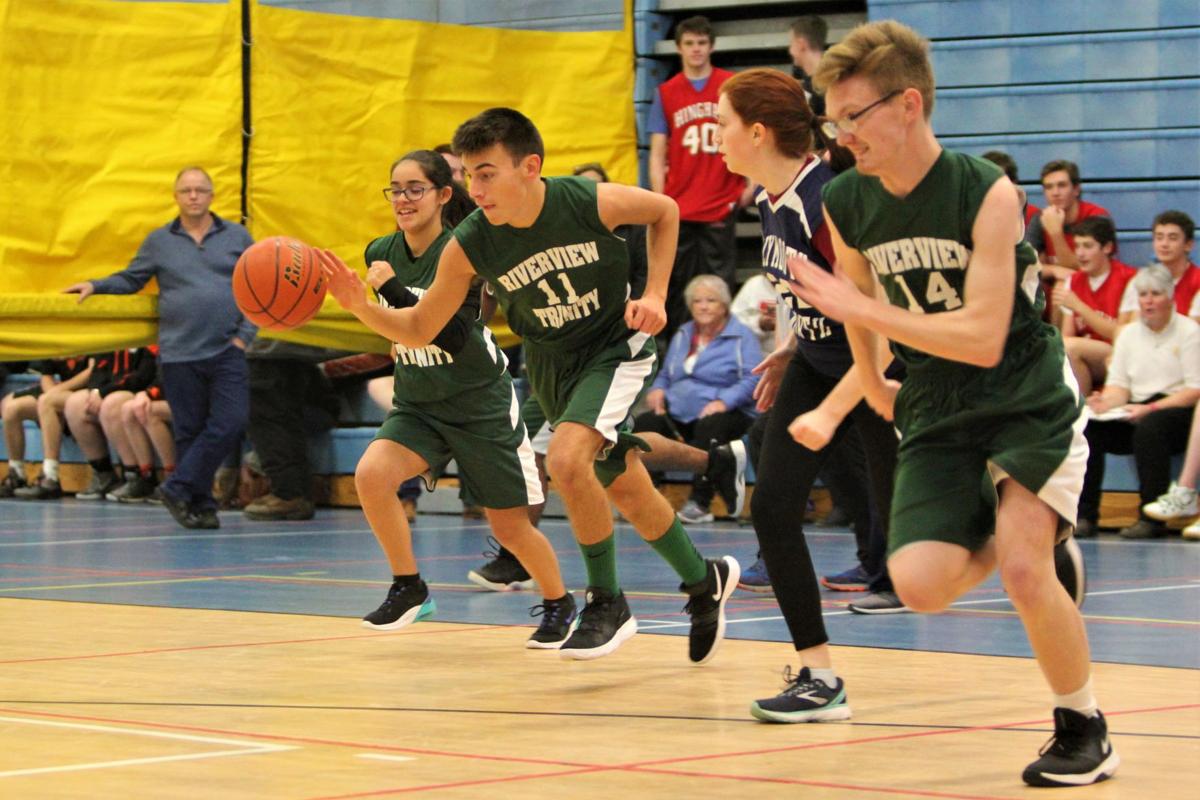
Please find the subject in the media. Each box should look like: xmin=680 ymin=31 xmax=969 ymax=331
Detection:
xmin=466 ymin=537 xmax=534 ymax=591
xmin=1054 ymin=536 xmax=1086 ymax=609
xmin=681 ymin=555 xmax=740 ymax=665
xmin=750 ymin=666 xmax=853 ymax=723
xmin=706 ymin=439 xmax=746 ymax=518
xmin=110 ymin=474 xmax=157 ymax=503
xmin=361 ymin=579 xmax=436 ymax=630
xmin=1022 ymin=708 xmax=1119 ymax=787
xmin=526 ymin=593 xmax=578 ymax=649
xmin=559 ymin=587 xmax=637 ymax=660
xmin=191 ymin=508 xmax=220 ymax=530
xmin=0 ymin=470 xmax=27 ymax=498
xmin=14 ymin=475 xmax=62 ymax=500
xmin=76 ymin=470 xmax=120 ymax=500
xmin=161 ymin=489 xmax=200 ymax=529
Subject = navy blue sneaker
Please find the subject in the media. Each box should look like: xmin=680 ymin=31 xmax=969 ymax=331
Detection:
xmin=820 ymin=564 xmax=869 ymax=592
xmin=738 ymin=553 xmax=773 ymax=594
xmin=751 ymin=666 xmax=852 ymax=723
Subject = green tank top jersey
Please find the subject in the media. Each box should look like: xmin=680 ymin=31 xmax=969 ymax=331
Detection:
xmin=364 ymin=229 xmax=506 ymax=404
xmin=452 ymin=176 xmax=633 ymax=354
xmin=822 ymin=149 xmax=1047 ymax=382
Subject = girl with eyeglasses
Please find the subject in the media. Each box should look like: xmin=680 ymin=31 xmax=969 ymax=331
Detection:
xmin=714 ymin=68 xmax=905 ymax=723
xmin=322 ymin=149 xmax=576 ymax=647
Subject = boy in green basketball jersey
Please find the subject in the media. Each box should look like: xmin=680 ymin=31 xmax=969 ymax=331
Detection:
xmin=785 ymin=21 xmax=1118 ymax=788
xmin=321 ymin=108 xmax=739 ymax=664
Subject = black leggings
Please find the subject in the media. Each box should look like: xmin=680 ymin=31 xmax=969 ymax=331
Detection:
xmin=750 ymin=351 xmax=898 ymax=651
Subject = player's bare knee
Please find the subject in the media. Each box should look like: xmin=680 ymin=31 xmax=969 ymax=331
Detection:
xmin=997 ymin=556 xmax=1050 ymax=608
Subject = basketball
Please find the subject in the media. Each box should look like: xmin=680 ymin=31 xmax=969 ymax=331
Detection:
xmin=232 ymin=236 xmax=327 ymax=330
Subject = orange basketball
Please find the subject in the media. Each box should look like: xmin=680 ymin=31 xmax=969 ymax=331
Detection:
xmin=232 ymin=236 xmax=327 ymax=330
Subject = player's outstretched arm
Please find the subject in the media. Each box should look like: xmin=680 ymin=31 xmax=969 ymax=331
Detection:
xmin=596 ymin=182 xmax=679 ymax=335
xmin=793 ymin=180 xmax=1021 ymax=369
xmin=318 ymin=240 xmax=474 ymax=348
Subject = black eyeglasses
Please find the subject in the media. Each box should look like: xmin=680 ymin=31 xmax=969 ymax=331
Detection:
xmin=821 ymin=89 xmax=902 ymax=140
xmin=383 ymin=184 xmax=435 ymax=203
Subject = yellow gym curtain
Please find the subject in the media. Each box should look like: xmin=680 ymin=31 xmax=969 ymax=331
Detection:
xmin=0 ymin=0 xmax=637 ymax=359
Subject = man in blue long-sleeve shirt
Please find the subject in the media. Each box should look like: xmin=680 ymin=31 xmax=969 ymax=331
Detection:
xmin=65 ymin=166 xmax=255 ymax=529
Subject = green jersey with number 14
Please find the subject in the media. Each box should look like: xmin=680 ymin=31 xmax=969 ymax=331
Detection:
xmin=822 ymin=149 xmax=1045 ymax=378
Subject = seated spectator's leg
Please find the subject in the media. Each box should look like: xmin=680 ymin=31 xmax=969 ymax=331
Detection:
xmin=1133 ymin=407 xmax=1194 ymax=514
xmin=639 ymin=432 xmax=707 ymax=474
xmin=146 ymin=401 xmax=176 ymax=473
xmin=247 ymin=359 xmax=314 ymax=502
xmin=99 ymin=391 xmax=136 ymax=474
xmin=631 ymin=409 xmax=680 ymax=441
xmin=64 ymin=389 xmax=108 ymax=462
xmin=1079 ymin=419 xmax=1134 ymax=525
xmin=689 ymin=410 xmax=752 ymax=507
xmin=36 ymin=389 xmax=72 ymax=465
xmin=2 ymin=391 xmax=38 ymax=466
xmin=365 ymin=375 xmax=394 ymax=412
xmin=1062 ymin=337 xmax=1111 ymax=396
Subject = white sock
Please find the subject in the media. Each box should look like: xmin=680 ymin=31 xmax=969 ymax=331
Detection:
xmin=1053 ymin=678 xmax=1098 ymax=718
xmin=809 ymin=667 xmax=838 ymax=687
xmin=8 ymin=459 xmax=23 ymax=472
xmin=43 ymin=459 xmax=60 ymax=481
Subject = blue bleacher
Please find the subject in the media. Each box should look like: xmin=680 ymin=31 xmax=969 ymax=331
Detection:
xmin=940 ymin=128 xmax=1200 ymax=182
xmin=869 ymin=0 xmax=1200 ymax=37
xmin=931 ymin=28 xmax=1200 ymax=88
xmin=933 ymin=79 xmax=1200 ymax=137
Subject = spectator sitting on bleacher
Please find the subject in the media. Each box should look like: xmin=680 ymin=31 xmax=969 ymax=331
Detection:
xmin=1055 ymin=217 xmax=1137 ymax=395
xmin=13 ymin=357 xmax=96 ymax=500
xmin=1118 ymin=210 xmax=1200 ymax=326
xmin=1079 ymin=265 xmax=1200 ymax=540
xmin=1026 ymin=159 xmax=1113 ymax=277
xmin=634 ymin=274 xmax=760 ymax=523
xmin=110 ymin=363 xmax=175 ymax=503
xmin=981 ymin=150 xmax=1039 ymax=232
xmin=1 ymin=358 xmax=91 ymax=497
xmin=1142 ymin=405 xmax=1200 ymax=540
xmin=63 ymin=348 xmax=158 ymax=501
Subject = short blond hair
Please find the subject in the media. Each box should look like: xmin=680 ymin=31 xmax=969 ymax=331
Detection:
xmin=813 ymin=20 xmax=935 ymax=119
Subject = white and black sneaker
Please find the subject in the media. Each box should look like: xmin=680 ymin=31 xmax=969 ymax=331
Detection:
xmin=1022 ymin=708 xmax=1119 ymax=787
xmin=1054 ymin=536 xmax=1086 ymax=609
xmin=559 ymin=587 xmax=637 ymax=660
xmin=681 ymin=555 xmax=740 ymax=665
xmin=750 ymin=666 xmax=852 ymax=723
xmin=526 ymin=593 xmax=578 ymax=649
xmin=467 ymin=536 xmax=535 ymax=591
xmin=76 ymin=470 xmax=120 ymax=501
xmin=361 ymin=578 xmax=436 ymax=630
xmin=707 ymin=439 xmax=747 ymax=517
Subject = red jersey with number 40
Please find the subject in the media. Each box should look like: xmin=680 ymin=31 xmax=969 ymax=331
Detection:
xmin=659 ymin=69 xmax=745 ymax=223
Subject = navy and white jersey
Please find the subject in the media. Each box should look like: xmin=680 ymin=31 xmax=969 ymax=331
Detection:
xmin=756 ymin=155 xmax=852 ymax=377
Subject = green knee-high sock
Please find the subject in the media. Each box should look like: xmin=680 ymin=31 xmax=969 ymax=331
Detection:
xmin=649 ymin=519 xmax=708 ymax=586
xmin=579 ymin=535 xmax=620 ymax=594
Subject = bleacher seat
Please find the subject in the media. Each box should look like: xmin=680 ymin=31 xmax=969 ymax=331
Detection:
xmin=932 ymin=28 xmax=1200 ymax=88
xmin=933 ymin=79 xmax=1200 ymax=136
xmin=869 ymin=0 xmax=1200 ymax=37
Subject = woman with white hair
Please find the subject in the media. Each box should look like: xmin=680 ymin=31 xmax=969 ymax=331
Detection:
xmin=1079 ymin=264 xmax=1200 ymax=538
xmin=634 ymin=273 xmax=762 ymax=523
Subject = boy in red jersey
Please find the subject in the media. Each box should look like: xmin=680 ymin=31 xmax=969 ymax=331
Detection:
xmin=1055 ymin=216 xmax=1136 ymax=394
xmin=648 ymin=15 xmax=749 ymax=338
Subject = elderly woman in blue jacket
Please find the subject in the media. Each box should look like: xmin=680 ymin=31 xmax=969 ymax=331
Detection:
xmin=635 ymin=274 xmax=762 ymax=522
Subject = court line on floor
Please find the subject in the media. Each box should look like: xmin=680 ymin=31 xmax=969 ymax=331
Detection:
xmin=0 ymin=715 xmax=294 ymax=778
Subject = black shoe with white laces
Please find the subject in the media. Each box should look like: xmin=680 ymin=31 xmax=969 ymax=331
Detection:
xmin=706 ymin=439 xmax=746 ymax=518
xmin=680 ymin=555 xmax=740 ymax=665
xmin=1022 ymin=708 xmax=1119 ymax=787
xmin=467 ymin=537 xmax=534 ymax=591
xmin=1054 ymin=536 xmax=1086 ymax=609
xmin=361 ymin=578 xmax=436 ymax=630
xmin=750 ymin=666 xmax=852 ymax=723
xmin=526 ymin=593 xmax=578 ymax=649
xmin=559 ymin=587 xmax=637 ymax=660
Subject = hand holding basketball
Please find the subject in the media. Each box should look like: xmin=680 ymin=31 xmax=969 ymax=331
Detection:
xmin=232 ymin=236 xmax=327 ymax=329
